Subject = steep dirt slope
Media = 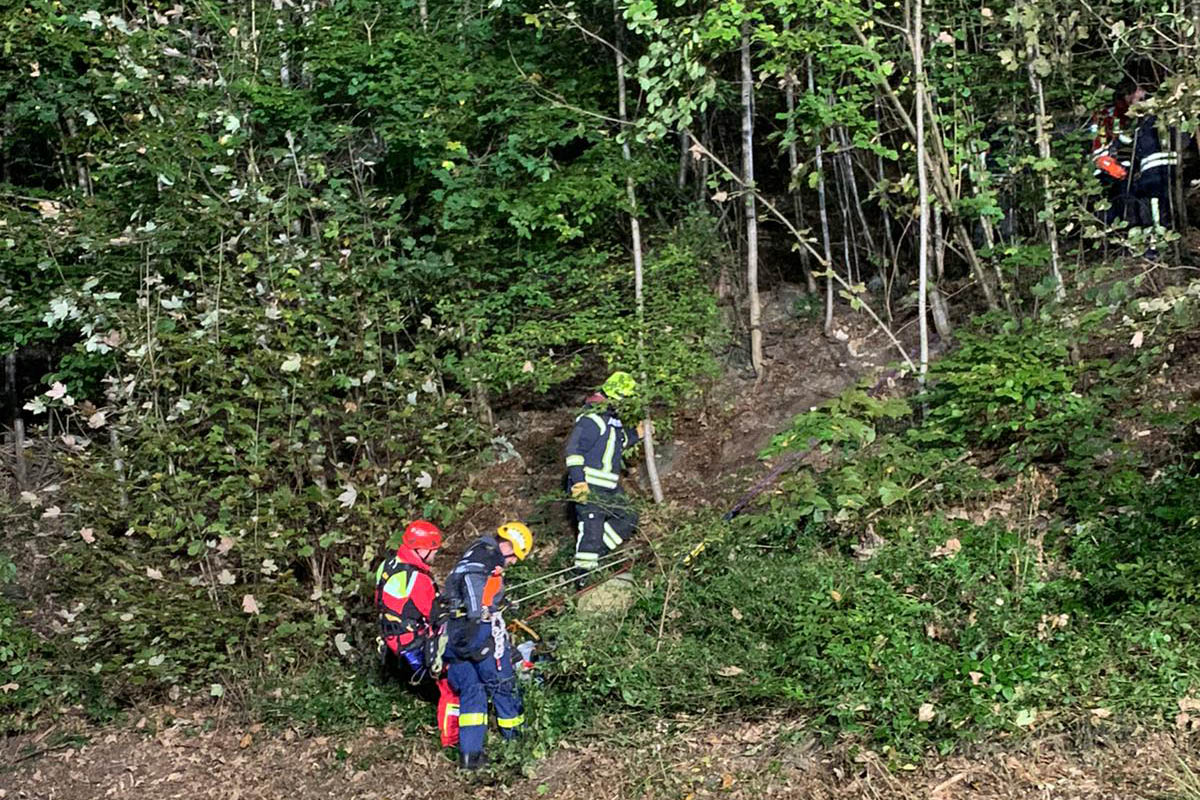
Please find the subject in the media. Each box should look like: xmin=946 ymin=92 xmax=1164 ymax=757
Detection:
xmin=4 ymin=298 xmax=1085 ymax=800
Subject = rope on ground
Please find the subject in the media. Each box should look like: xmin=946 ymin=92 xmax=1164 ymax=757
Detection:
xmin=512 ymin=549 xmax=640 ymax=606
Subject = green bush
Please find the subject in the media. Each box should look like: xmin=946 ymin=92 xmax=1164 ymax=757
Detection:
xmin=913 ymin=319 xmax=1096 ymax=463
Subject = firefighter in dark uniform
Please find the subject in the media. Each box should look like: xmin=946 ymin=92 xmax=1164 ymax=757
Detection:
xmin=1130 ymin=115 xmax=1186 ymax=231
xmin=441 ymin=521 xmax=533 ymax=770
xmin=565 ymin=371 xmax=643 ymax=580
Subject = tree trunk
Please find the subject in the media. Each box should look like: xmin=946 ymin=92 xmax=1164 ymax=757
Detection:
xmin=833 ymin=138 xmax=856 ymax=290
xmin=838 ymin=127 xmax=878 ymax=275
xmin=912 ymin=0 xmax=930 ymax=387
xmin=6 ymin=352 xmax=26 ymax=492
xmin=273 ymin=0 xmax=290 ymax=87
xmin=1026 ymin=43 xmax=1065 ymax=302
xmin=741 ymin=19 xmax=763 ymax=378
xmin=808 ymin=57 xmax=835 ymax=337
xmin=678 ymin=129 xmax=690 ymax=190
xmin=931 ymin=208 xmax=953 ymax=343
xmin=616 ymin=0 xmax=664 ymax=503
xmin=875 ymin=101 xmax=896 ymax=323
xmin=783 ymin=21 xmax=817 ymax=294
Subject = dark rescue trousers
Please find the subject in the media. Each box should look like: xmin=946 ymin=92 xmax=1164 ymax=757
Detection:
xmin=573 ymin=487 xmax=638 ymax=571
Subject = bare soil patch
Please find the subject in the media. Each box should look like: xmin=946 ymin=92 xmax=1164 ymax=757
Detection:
xmin=2 ymin=711 xmax=1195 ymax=799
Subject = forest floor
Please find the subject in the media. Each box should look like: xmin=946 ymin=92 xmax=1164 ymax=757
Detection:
xmin=2 ymin=702 xmax=1196 ymax=798
xmin=4 ymin=290 xmax=1196 ymax=799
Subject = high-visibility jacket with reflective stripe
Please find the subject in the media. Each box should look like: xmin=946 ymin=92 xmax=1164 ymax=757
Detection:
xmin=1131 ymin=117 xmax=1183 ymax=179
xmin=374 ymin=545 xmax=438 ymax=653
xmin=564 ymin=403 xmax=639 ymax=491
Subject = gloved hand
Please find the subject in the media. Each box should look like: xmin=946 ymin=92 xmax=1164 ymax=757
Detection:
xmin=570 ymin=481 xmax=589 ymax=501
xmin=402 ymin=648 xmax=424 ymax=673
xmin=636 ymin=419 xmax=649 ymax=439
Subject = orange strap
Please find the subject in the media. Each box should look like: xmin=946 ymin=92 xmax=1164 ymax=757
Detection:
xmin=481 ymin=567 xmax=504 ymax=608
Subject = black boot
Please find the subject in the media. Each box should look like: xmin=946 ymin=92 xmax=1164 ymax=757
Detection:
xmin=459 ymin=751 xmax=488 ymax=771
xmin=570 ymin=566 xmax=590 ymax=590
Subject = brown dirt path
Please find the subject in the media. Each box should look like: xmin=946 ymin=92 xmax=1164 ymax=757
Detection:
xmin=2 ymin=711 xmax=1195 ymax=799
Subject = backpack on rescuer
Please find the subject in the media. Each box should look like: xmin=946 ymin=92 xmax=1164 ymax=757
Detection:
xmin=375 ymin=564 xmax=424 ymax=658
xmin=375 ymin=519 xmax=444 ymax=664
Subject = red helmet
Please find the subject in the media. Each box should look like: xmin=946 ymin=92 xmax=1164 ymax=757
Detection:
xmin=402 ymin=520 xmax=442 ymax=550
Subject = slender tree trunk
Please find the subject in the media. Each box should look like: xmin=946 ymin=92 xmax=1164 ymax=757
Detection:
xmin=1026 ymin=44 xmax=1065 ymax=302
xmin=875 ymin=101 xmax=896 ymax=323
xmin=838 ymin=128 xmax=878 ymax=273
xmin=930 ymin=208 xmax=953 ymax=343
xmin=274 ymin=0 xmax=290 ymax=87
xmin=616 ymin=1 xmax=664 ymax=503
xmin=419 ymin=0 xmax=428 ymax=30
xmin=912 ymin=0 xmax=930 ymax=387
xmin=741 ymin=19 xmax=763 ymax=378
xmin=6 ymin=353 xmax=26 ymax=492
xmin=61 ymin=117 xmax=92 ymax=195
xmin=678 ymin=129 xmax=690 ymax=190
xmin=784 ymin=21 xmax=817 ymax=294
xmin=808 ymin=56 xmax=835 ymax=336
xmin=833 ymin=140 xmax=856 ymax=289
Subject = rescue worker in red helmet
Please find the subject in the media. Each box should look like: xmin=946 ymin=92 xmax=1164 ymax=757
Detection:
xmin=441 ymin=521 xmax=533 ymax=770
xmin=374 ymin=519 xmax=442 ymax=701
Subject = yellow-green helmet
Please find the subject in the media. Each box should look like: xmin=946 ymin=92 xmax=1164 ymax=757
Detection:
xmin=602 ymin=371 xmax=637 ymax=400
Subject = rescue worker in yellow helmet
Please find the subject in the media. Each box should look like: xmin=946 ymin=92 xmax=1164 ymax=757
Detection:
xmin=441 ymin=521 xmax=533 ymax=770
xmin=564 ymin=371 xmax=643 ymax=583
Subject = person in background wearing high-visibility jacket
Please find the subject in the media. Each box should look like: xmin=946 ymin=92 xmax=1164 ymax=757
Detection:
xmin=374 ymin=520 xmax=443 ymax=702
xmin=441 ymin=522 xmax=533 ymax=771
xmin=1089 ymin=78 xmax=1147 ymax=221
xmin=565 ymin=371 xmax=643 ymax=583
xmin=1130 ymin=115 xmax=1189 ymax=232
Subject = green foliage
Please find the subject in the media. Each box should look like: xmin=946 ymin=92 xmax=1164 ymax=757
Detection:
xmin=0 ymin=0 xmax=718 ymax=713
xmin=548 ymin=473 xmax=1200 ymax=758
xmin=542 ymin=306 xmax=1200 ymax=758
xmin=253 ymin=660 xmax=427 ymax=733
xmin=763 ymin=389 xmax=911 ymax=458
xmin=914 ymin=319 xmax=1096 ymax=463
xmin=0 ymin=554 xmax=57 ymax=729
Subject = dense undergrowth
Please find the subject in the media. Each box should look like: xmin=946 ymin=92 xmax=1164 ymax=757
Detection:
xmin=5 ymin=273 xmax=1200 ymax=771
xmin=542 ymin=275 xmax=1200 ymax=761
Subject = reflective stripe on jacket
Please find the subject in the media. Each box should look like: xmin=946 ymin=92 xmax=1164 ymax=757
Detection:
xmin=564 ymin=404 xmax=639 ymax=491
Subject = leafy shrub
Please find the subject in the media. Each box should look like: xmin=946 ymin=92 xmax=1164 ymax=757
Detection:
xmin=0 ymin=553 xmax=58 ymax=729
xmin=913 ymin=319 xmax=1096 ymax=463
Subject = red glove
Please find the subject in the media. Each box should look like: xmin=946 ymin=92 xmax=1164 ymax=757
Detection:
xmin=1096 ymin=154 xmax=1127 ymax=180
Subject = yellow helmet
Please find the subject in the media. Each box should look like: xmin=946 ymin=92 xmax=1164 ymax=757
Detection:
xmin=496 ymin=521 xmax=533 ymax=561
